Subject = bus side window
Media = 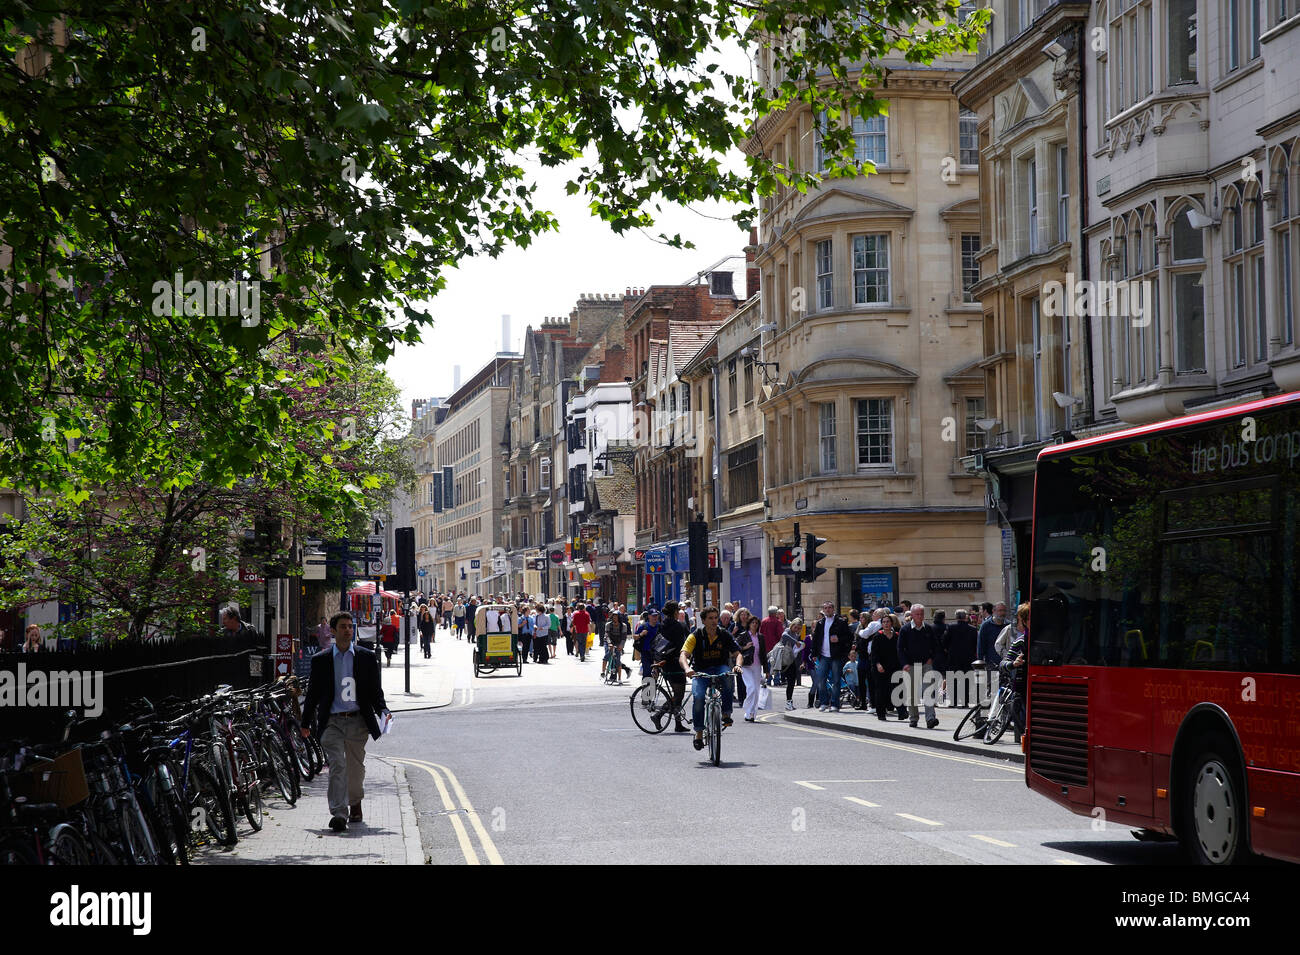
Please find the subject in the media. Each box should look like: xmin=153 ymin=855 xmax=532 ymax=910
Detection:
xmin=1124 ymin=629 xmax=1147 ymax=664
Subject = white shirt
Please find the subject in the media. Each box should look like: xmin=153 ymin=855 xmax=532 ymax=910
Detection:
xmin=821 ymin=615 xmax=834 ymax=657
xmin=865 ymin=620 xmax=882 ymax=638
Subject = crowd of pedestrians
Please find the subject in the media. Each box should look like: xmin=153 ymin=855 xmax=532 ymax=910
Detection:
xmin=399 ymin=591 xmax=1028 ymax=738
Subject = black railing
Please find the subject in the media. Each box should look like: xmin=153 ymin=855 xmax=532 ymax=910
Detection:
xmin=0 ymin=631 xmax=266 ymax=743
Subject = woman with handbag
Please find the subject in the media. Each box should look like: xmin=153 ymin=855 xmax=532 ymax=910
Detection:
xmin=737 ymin=615 xmax=767 ymax=722
xmin=776 ymin=617 xmax=804 ymax=711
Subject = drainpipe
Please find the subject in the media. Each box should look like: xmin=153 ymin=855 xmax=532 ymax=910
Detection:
xmin=711 ymin=360 xmax=723 ymax=524
xmin=1076 ymin=20 xmax=1095 ymax=428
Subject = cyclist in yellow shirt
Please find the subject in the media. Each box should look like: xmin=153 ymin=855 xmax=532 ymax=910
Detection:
xmin=679 ymin=606 xmax=743 ymax=751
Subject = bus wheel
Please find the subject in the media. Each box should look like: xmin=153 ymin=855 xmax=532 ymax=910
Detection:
xmin=1182 ymin=735 xmax=1247 ymax=865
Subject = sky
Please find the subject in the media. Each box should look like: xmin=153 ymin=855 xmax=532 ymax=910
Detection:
xmin=385 ymin=174 xmax=750 ymax=415
xmin=385 ymin=39 xmax=755 ymax=418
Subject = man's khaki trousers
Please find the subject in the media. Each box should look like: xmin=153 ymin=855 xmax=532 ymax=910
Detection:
xmin=320 ymin=712 xmax=369 ymax=820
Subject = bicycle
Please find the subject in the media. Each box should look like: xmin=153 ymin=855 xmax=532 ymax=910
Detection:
xmin=953 ymin=662 xmax=1022 ymax=744
xmin=688 ymin=671 xmax=736 ymax=767
xmin=205 ymin=690 xmax=265 ymax=834
xmin=629 ymin=664 xmax=692 ymax=734
xmin=602 ymin=640 xmax=631 ymax=685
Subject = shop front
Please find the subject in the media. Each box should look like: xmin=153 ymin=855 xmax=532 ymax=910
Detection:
xmin=643 ymin=547 xmax=668 ymax=608
xmin=668 ymin=541 xmax=689 ymax=602
xmin=722 ymin=527 xmax=763 ymax=613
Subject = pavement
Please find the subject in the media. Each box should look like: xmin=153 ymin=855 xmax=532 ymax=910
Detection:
xmin=377 ymin=630 xmax=462 ymax=711
xmin=780 ymin=700 xmax=1026 ymax=763
xmin=191 ymin=753 xmax=423 ymax=865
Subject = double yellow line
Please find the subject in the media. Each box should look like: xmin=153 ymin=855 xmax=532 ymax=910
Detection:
xmin=388 ymin=757 xmax=504 ymax=865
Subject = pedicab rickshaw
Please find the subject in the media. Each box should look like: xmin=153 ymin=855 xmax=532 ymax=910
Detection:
xmin=473 ymin=603 xmax=523 ymax=677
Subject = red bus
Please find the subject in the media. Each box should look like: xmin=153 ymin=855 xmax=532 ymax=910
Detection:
xmin=1027 ymin=390 xmax=1300 ymax=865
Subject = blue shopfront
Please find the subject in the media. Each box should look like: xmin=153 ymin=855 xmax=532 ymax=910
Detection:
xmin=644 ymin=543 xmax=689 ymax=608
xmin=722 ymin=527 xmax=763 ymax=613
xmin=668 ymin=542 xmax=689 ymax=602
xmin=643 ymin=547 xmax=668 ymax=608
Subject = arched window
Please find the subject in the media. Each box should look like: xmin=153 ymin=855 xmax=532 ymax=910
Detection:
xmin=1273 ymin=143 xmax=1297 ymax=346
xmin=1244 ymin=177 xmax=1268 ymax=362
xmin=1224 ymin=186 xmax=1248 ymax=367
xmin=1111 ymin=221 xmax=1133 ymax=388
xmin=1169 ymin=201 xmax=1206 ymax=373
xmin=1141 ymin=206 xmax=1160 ymax=374
xmin=1128 ymin=211 xmax=1149 ymax=382
xmin=1100 ymin=237 xmax=1119 ymax=395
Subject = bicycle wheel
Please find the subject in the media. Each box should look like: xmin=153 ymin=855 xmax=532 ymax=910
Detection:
xmin=630 ymin=681 xmax=672 ymax=734
xmin=262 ymin=736 xmax=297 ymax=806
xmin=203 ymin=748 xmax=240 ymax=846
xmin=86 ymin=819 xmax=122 ymax=865
xmin=708 ymin=702 xmax=721 ymax=766
xmin=136 ymin=788 xmax=178 ymax=865
xmin=983 ymin=693 xmax=1013 ymax=744
xmin=237 ymin=743 xmax=265 ymax=831
xmin=190 ymin=760 xmax=236 ymax=847
xmin=158 ymin=778 xmax=191 ymax=865
xmin=117 ymin=800 xmax=161 ymax=865
xmin=44 ymin=822 xmax=90 ymax=865
xmin=307 ymin=734 xmax=325 ymax=777
xmin=953 ymin=702 xmax=988 ymax=741
xmin=287 ymin=723 xmax=314 ymax=780
xmin=280 ymin=734 xmax=302 ymax=802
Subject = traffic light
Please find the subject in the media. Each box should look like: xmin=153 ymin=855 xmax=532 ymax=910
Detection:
xmin=804 ymin=533 xmax=828 ymax=581
xmin=688 ymin=518 xmax=709 ymax=585
xmin=393 ymin=527 xmax=416 ymax=592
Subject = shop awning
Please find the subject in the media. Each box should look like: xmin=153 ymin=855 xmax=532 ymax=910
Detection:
xmin=348 ymin=582 xmax=401 ymax=599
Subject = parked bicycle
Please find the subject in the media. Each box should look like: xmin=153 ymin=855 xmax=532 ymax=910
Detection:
xmin=0 ymin=677 xmax=321 ymax=865
xmin=953 ymin=661 xmax=1023 ymax=745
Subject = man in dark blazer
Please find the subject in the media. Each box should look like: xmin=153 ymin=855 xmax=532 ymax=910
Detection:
xmin=302 ymin=611 xmax=390 ymax=831
xmin=898 ymin=603 xmax=940 ymax=729
xmin=809 ymin=601 xmax=853 ymax=711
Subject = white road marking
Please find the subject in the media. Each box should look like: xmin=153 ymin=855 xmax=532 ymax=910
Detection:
xmin=1055 ymin=859 xmax=1084 ymax=865
xmin=895 ymin=813 xmax=944 ymax=826
xmin=794 ymin=780 xmax=825 ymax=791
xmin=844 ymin=796 xmax=880 ymax=808
xmin=970 ymin=834 xmax=1017 ymax=847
